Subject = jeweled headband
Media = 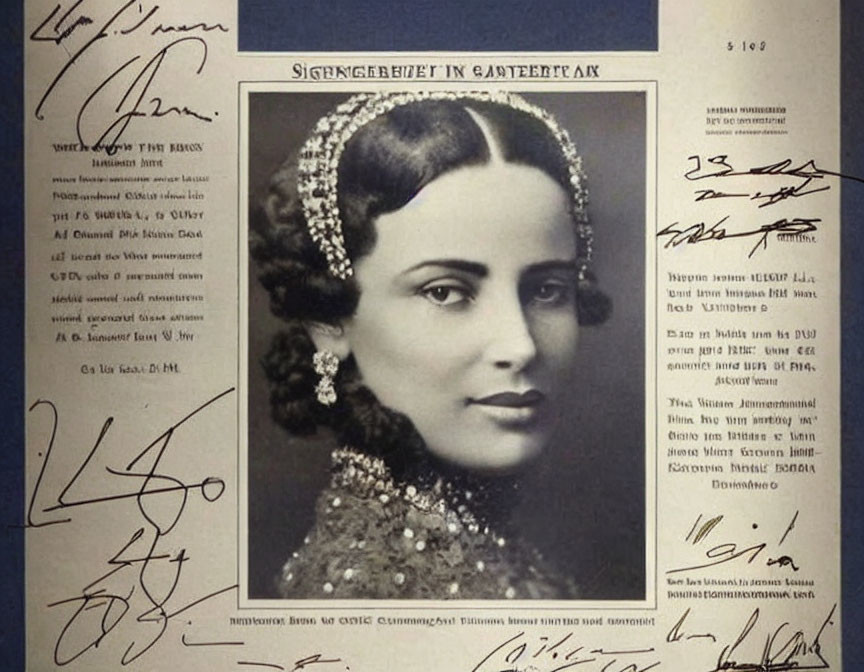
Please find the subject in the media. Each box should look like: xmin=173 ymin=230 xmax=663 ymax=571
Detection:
xmin=297 ymin=91 xmax=592 ymax=280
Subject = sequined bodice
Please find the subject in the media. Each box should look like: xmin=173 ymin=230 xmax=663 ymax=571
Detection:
xmin=276 ymin=448 xmax=579 ymax=600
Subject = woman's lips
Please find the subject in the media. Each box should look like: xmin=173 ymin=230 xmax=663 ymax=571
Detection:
xmin=472 ymin=390 xmax=546 ymax=408
xmin=469 ymin=390 xmax=546 ymax=426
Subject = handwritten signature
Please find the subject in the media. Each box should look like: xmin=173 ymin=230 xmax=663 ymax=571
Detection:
xmin=665 ymin=604 xmax=836 ymax=672
xmin=659 ymin=154 xmax=864 ymax=257
xmin=667 ymin=511 xmax=800 ymax=575
xmin=657 ymin=216 xmax=819 ymax=258
xmin=683 ymin=155 xmax=864 ymax=186
xmin=693 ymin=178 xmax=830 ymax=209
xmin=28 ymin=388 xmax=237 ymax=665
xmin=471 ymin=632 xmax=659 ymax=672
xmin=712 ymin=605 xmax=835 ymax=672
xmin=238 ymin=654 xmax=349 ymax=672
xmin=30 ymin=0 xmax=228 ymax=153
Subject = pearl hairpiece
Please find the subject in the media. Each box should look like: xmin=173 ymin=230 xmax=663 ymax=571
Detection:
xmin=297 ymin=91 xmax=593 ymax=280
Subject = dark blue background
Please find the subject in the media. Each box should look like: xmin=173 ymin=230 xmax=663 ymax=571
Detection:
xmin=4 ymin=1 xmax=861 ymax=668
xmin=239 ymin=0 xmax=658 ymax=52
xmin=840 ymin=1 xmax=863 ymax=669
xmin=2 ymin=0 xmax=23 ymax=668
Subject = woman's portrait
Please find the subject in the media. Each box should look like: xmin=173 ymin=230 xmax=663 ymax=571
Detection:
xmin=245 ymin=90 xmax=646 ymax=600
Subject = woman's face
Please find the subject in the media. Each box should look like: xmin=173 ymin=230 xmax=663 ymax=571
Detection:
xmin=343 ymin=162 xmax=579 ymax=473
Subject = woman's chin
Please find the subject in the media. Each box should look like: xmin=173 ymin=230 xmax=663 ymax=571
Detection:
xmin=426 ymin=436 xmax=546 ymax=476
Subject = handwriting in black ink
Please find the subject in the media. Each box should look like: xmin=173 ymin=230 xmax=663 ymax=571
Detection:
xmin=181 ymin=633 xmax=245 ymax=647
xmin=666 ymin=608 xmax=717 ymax=644
xmin=668 ymin=512 xmax=800 ymax=574
xmin=237 ymin=654 xmax=350 ymax=671
xmin=685 ymin=155 xmax=864 ymax=185
xmin=712 ymin=604 xmax=835 ymax=672
xmin=471 ymin=631 xmax=659 ymax=672
xmin=151 ymin=21 xmax=229 ymax=35
xmin=30 ymin=0 xmax=226 ymax=152
xmin=29 ymin=388 xmax=238 ymax=665
xmin=29 ymin=0 xmax=95 ymax=45
xmin=656 ymin=216 xmax=819 ymax=258
xmin=76 ymin=36 xmax=211 ymax=153
xmin=292 ymin=654 xmax=345 ymax=672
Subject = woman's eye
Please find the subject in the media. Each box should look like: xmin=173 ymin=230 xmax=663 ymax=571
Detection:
xmin=527 ymin=280 xmax=571 ymax=305
xmin=420 ymin=284 xmax=471 ymax=307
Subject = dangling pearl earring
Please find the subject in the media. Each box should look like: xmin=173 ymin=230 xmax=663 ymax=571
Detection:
xmin=313 ymin=350 xmax=339 ymax=406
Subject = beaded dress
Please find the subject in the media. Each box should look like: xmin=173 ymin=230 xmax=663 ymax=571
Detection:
xmin=276 ymin=447 xmax=579 ymax=600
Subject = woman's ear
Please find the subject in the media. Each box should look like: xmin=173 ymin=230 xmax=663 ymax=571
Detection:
xmin=306 ymin=322 xmax=351 ymax=360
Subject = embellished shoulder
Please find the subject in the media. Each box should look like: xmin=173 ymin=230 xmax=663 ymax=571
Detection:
xmin=277 ymin=448 xmax=579 ymax=600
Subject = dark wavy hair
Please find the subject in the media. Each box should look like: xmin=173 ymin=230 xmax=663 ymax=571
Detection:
xmin=250 ymin=97 xmax=611 ymax=465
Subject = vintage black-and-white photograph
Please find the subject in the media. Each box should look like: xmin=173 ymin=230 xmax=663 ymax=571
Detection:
xmin=245 ymin=90 xmax=647 ymax=600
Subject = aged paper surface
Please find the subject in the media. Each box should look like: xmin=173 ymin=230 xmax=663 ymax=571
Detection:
xmin=25 ymin=1 xmax=842 ymax=670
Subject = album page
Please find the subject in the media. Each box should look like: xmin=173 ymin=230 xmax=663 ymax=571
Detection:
xmin=24 ymin=1 xmax=842 ymax=670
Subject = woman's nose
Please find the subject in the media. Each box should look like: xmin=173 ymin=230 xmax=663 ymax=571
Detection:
xmin=484 ymin=296 xmax=538 ymax=371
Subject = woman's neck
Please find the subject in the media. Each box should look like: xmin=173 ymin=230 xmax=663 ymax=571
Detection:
xmin=345 ymin=441 xmax=526 ymax=534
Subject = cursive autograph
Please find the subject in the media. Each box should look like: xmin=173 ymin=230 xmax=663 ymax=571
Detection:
xmin=684 ymin=154 xmax=864 ymax=185
xmin=75 ymin=35 xmax=211 ymax=153
xmin=667 ymin=512 xmax=800 ymax=575
xmin=660 ymin=154 xmax=864 ymax=258
xmin=664 ymin=604 xmax=836 ymax=672
xmin=27 ymin=387 xmax=237 ymax=665
xmin=30 ymin=0 xmax=227 ymax=153
xmin=711 ymin=604 xmax=836 ymax=672
xmin=471 ymin=631 xmax=659 ymax=672
xmin=238 ymin=654 xmax=349 ymax=672
xmin=657 ymin=216 xmax=819 ymax=258
xmin=693 ymin=178 xmax=830 ymax=209
xmin=665 ymin=608 xmax=717 ymax=644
